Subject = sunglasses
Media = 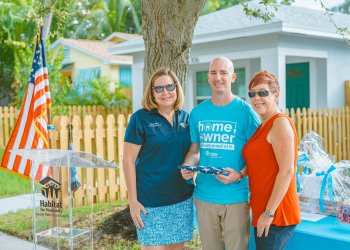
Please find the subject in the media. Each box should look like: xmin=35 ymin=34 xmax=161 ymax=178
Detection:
xmin=248 ymin=90 xmax=270 ymax=98
xmin=153 ymin=83 xmax=177 ymax=93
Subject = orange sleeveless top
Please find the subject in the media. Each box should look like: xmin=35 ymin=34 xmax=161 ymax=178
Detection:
xmin=243 ymin=113 xmax=300 ymax=227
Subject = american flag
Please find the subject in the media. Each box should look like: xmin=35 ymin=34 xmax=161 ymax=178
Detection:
xmin=178 ymin=165 xmax=229 ymax=176
xmin=1 ymin=22 xmax=51 ymax=181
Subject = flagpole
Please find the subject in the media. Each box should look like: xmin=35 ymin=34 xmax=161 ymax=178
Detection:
xmin=38 ymin=18 xmax=55 ymax=141
xmin=38 ymin=18 xmax=60 ymax=248
xmin=32 ymin=160 xmax=37 ymax=250
xmin=32 ymin=19 xmax=41 ymax=250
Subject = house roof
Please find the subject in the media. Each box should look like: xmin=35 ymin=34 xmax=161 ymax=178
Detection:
xmin=103 ymin=32 xmax=141 ymax=42
xmin=51 ymin=38 xmax=133 ymax=64
xmin=109 ymin=1 xmax=350 ymax=55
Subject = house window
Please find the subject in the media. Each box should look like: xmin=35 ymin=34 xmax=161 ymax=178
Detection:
xmin=195 ymin=68 xmax=246 ymax=104
xmin=196 ymin=71 xmax=211 ymax=104
xmin=232 ymin=68 xmax=246 ymax=100
xmin=119 ymin=66 xmax=132 ymax=87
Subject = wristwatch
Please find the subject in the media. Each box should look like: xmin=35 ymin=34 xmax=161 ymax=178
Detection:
xmin=264 ymin=209 xmax=274 ymax=218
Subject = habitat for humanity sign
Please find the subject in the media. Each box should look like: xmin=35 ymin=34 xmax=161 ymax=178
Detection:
xmin=198 ymin=120 xmax=237 ymax=150
xmin=36 ymin=176 xmax=67 ymax=218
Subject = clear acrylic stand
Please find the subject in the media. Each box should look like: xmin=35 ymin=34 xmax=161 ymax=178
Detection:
xmin=12 ymin=149 xmax=118 ymax=250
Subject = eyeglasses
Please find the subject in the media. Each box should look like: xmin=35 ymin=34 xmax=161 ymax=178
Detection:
xmin=152 ymin=83 xmax=177 ymax=93
xmin=248 ymin=90 xmax=270 ymax=98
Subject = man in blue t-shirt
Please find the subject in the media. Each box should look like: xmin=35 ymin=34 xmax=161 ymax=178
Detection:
xmin=181 ymin=57 xmax=260 ymax=250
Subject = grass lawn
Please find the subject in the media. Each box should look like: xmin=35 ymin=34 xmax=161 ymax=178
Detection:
xmin=0 ymin=200 xmax=201 ymax=249
xmin=0 ymin=169 xmax=32 ymax=198
xmin=0 ymin=150 xmax=201 ymax=249
xmin=0 ymin=148 xmax=32 ymax=198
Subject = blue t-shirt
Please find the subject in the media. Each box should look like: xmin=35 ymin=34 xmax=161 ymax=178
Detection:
xmin=124 ymin=108 xmax=194 ymax=207
xmin=190 ymin=98 xmax=260 ymax=204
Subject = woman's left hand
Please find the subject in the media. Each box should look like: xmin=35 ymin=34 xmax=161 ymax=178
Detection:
xmin=181 ymin=169 xmax=196 ymax=180
xmin=256 ymin=213 xmax=274 ymax=237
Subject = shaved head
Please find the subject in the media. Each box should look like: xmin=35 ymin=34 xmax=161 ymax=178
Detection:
xmin=210 ymin=57 xmax=234 ymax=72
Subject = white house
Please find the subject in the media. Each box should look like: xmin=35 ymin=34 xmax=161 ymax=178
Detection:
xmin=109 ymin=2 xmax=350 ymax=112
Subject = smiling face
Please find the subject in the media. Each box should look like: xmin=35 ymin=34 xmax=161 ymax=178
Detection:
xmin=248 ymin=71 xmax=280 ymax=121
xmin=249 ymin=83 xmax=279 ymax=118
xmin=152 ymin=75 xmax=177 ymax=109
xmin=208 ymin=58 xmax=236 ymax=95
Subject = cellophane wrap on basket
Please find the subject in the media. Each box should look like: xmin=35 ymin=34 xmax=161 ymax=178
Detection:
xmin=296 ymin=131 xmax=350 ymax=216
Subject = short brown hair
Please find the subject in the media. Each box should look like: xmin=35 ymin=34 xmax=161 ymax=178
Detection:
xmin=142 ymin=68 xmax=185 ymax=111
xmin=249 ymin=70 xmax=279 ymax=92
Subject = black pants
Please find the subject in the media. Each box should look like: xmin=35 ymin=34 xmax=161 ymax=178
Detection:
xmin=254 ymin=225 xmax=296 ymax=250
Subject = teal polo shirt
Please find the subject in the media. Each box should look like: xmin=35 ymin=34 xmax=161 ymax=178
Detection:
xmin=124 ymin=108 xmax=194 ymax=207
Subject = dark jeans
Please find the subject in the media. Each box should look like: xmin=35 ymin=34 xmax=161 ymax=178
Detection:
xmin=254 ymin=224 xmax=296 ymax=250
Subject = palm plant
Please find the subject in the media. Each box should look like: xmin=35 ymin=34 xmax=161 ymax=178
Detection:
xmin=0 ymin=0 xmax=74 ymax=105
xmin=62 ymin=78 xmax=130 ymax=108
xmin=0 ymin=0 xmax=38 ymax=104
xmin=89 ymin=78 xmax=130 ymax=107
xmin=73 ymin=0 xmax=141 ymax=39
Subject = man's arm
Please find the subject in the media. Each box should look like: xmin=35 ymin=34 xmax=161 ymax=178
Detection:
xmin=181 ymin=143 xmax=200 ymax=180
xmin=183 ymin=142 xmax=200 ymax=166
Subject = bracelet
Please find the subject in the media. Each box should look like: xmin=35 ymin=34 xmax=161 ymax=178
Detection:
xmin=263 ymin=209 xmax=274 ymax=218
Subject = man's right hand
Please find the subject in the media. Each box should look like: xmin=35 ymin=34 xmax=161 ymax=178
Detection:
xmin=129 ymin=199 xmax=147 ymax=229
xmin=215 ymin=168 xmax=242 ymax=184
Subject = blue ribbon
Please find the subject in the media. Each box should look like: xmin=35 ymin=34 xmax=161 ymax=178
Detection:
xmin=316 ymin=165 xmax=336 ymax=213
xmin=297 ymin=153 xmax=309 ymax=164
xmin=296 ymin=152 xmax=311 ymax=191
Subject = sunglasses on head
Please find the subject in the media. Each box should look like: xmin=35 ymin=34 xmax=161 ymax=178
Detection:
xmin=248 ymin=90 xmax=270 ymax=98
xmin=152 ymin=83 xmax=177 ymax=93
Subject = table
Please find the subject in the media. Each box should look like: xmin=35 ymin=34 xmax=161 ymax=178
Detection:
xmin=286 ymin=216 xmax=350 ymax=250
xmin=249 ymin=216 xmax=350 ymax=250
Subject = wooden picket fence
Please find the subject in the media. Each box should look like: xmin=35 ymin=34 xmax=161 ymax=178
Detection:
xmin=286 ymin=106 xmax=350 ymax=161
xmin=346 ymin=80 xmax=350 ymax=107
xmin=48 ymin=114 xmax=130 ymax=208
xmin=0 ymin=106 xmax=18 ymax=149
xmin=51 ymin=105 xmax=131 ymax=119
xmin=0 ymin=105 xmax=131 ymax=148
xmin=1 ymin=106 xmax=350 ymax=208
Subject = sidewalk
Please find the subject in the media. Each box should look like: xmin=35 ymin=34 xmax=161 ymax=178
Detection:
xmin=0 ymin=193 xmax=41 ymax=215
xmin=0 ymin=194 xmax=49 ymax=250
xmin=0 ymin=231 xmax=48 ymax=250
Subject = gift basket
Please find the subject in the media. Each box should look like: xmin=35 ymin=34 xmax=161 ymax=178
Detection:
xmin=296 ymin=131 xmax=350 ymax=216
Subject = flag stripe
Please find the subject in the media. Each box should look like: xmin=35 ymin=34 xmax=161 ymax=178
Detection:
xmin=1 ymin=86 xmax=32 ymax=168
xmin=1 ymin=23 xmax=51 ymax=181
xmin=18 ymin=122 xmax=38 ymax=174
xmin=5 ymin=84 xmax=35 ymax=171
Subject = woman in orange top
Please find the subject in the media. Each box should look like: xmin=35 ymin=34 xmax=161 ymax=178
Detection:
xmin=242 ymin=71 xmax=300 ymax=250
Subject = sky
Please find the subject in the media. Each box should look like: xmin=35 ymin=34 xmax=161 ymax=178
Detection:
xmin=292 ymin=0 xmax=345 ymax=10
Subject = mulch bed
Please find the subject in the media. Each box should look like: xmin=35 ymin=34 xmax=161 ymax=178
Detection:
xmin=97 ymin=205 xmax=136 ymax=241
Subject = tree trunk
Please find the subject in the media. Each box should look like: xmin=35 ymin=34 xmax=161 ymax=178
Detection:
xmin=141 ymin=0 xmax=206 ymax=93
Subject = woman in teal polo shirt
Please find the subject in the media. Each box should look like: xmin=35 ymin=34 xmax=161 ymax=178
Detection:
xmin=123 ymin=68 xmax=194 ymax=249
